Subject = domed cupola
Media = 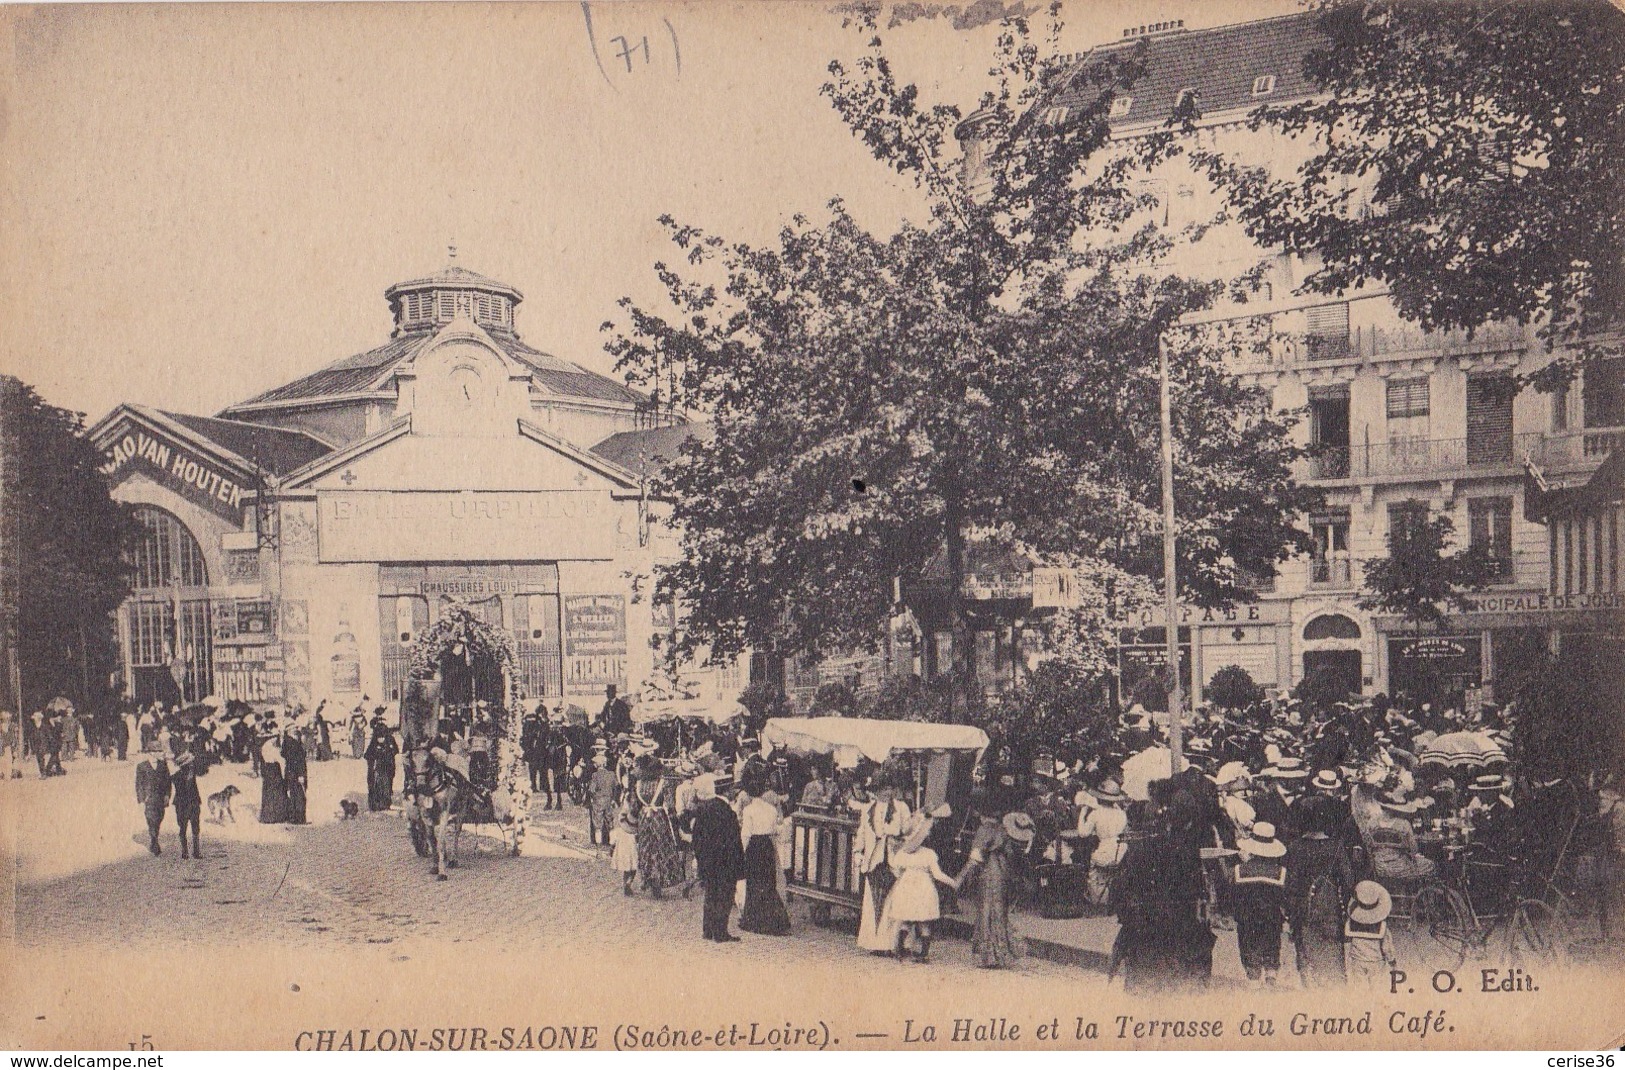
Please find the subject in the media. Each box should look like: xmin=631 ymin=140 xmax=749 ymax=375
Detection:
xmin=384 ymin=248 xmax=523 ymax=337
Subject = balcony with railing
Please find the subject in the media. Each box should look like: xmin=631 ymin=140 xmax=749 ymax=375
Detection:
xmin=1308 ymin=557 xmax=1355 ymax=589
xmin=1304 ymin=432 xmax=1543 ymax=483
xmin=1526 ymin=426 xmax=1625 ymax=474
xmin=1226 ymin=315 xmax=1530 ymax=371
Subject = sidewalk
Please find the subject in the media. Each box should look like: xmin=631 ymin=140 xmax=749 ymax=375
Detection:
xmin=940 ymin=903 xmax=1255 ymax=985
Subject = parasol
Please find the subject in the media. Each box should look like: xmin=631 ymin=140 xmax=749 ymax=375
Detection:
xmin=1420 ymin=730 xmax=1507 ymax=768
xmin=633 ymin=698 xmax=748 ymax=725
xmin=197 ymin=694 xmax=224 ymax=710
xmin=1120 ymin=746 xmax=1174 ymax=802
xmin=46 ymin=696 xmax=74 ymax=712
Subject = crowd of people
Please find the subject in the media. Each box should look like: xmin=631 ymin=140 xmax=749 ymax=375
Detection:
xmin=980 ymin=692 xmax=1621 ymax=990
xmin=12 ymin=678 xmax=1619 ymax=988
xmin=504 ymin=685 xmax=1621 ymax=985
xmin=1 ymin=701 xmax=134 ymax=778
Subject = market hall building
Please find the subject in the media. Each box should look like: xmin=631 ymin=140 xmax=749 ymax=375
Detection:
xmin=91 ymin=261 xmax=702 ymax=713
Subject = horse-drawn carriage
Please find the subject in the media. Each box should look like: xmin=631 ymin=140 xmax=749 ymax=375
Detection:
xmin=402 ymin=699 xmax=524 ymax=877
xmin=764 ymin=717 xmax=988 ymax=915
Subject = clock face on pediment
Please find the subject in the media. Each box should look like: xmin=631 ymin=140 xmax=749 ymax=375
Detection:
xmin=411 ymin=338 xmax=508 ymax=435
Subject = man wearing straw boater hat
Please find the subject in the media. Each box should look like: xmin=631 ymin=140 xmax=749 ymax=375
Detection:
xmin=1076 ymin=778 xmax=1129 ymax=907
xmin=1296 ymin=768 xmax=1359 ymax=849
xmin=1252 ymin=756 xmax=1308 ymax=842
xmin=688 ymin=773 xmax=745 ymax=942
xmin=1231 ymin=821 xmax=1288 ymax=988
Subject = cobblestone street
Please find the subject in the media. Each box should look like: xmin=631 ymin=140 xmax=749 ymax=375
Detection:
xmin=6 ymin=756 xmax=1093 ymax=992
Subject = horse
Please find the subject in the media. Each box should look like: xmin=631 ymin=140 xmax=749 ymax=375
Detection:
xmin=404 ymin=745 xmax=467 ymax=880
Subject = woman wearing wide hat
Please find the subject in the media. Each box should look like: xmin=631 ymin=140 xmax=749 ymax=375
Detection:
xmin=1363 ymin=786 xmax=1436 ymax=881
xmin=736 ymin=768 xmax=792 ymax=935
xmin=1231 ymin=822 xmax=1288 ymax=988
xmin=852 ymin=774 xmax=911 ymax=953
xmin=364 ymin=715 xmax=398 ymax=812
xmin=956 ymin=809 xmax=1029 ymax=969
xmin=258 ymin=716 xmax=288 ymax=824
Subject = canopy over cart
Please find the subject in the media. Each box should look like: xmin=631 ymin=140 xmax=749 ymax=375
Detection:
xmin=763 ymin=717 xmax=989 ymax=913
xmin=762 ymin=717 xmax=988 ymax=767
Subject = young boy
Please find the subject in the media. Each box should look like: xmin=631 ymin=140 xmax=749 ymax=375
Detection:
xmin=1344 ymin=879 xmax=1395 ymax=986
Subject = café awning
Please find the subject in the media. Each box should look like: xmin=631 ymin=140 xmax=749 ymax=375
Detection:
xmin=762 ymin=717 xmax=988 ymax=765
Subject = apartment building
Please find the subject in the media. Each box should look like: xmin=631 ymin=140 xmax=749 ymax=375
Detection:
xmin=961 ymin=12 xmax=1624 ymax=706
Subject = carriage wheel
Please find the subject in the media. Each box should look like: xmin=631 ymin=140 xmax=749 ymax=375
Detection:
xmin=1509 ymin=898 xmax=1566 ymax=966
xmin=407 ymin=816 xmax=431 ymax=858
xmin=1412 ymin=884 xmax=1471 ymax=968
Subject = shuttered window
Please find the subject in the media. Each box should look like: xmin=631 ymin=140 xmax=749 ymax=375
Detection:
xmin=1306 ymin=302 xmax=1350 ymax=361
xmin=1387 ymin=378 xmax=1430 ymax=419
xmin=1466 ymin=374 xmax=1516 ymax=465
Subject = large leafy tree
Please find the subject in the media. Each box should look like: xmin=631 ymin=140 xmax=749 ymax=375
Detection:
xmin=1 ymin=376 xmax=134 ymax=713
xmin=1358 ymin=509 xmax=1497 ymax=632
xmin=1195 ymin=0 xmax=1625 ymax=372
xmin=606 ymin=5 xmax=1315 ymax=679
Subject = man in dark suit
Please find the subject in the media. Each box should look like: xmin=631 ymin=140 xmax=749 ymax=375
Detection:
xmin=599 ymin=685 xmax=632 ymax=738
xmin=137 ymin=755 xmax=173 ymax=856
xmin=688 ymin=774 xmax=745 ymax=942
xmin=171 ymin=750 xmax=204 ymax=859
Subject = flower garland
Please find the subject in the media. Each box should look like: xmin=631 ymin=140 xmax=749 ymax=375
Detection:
xmin=406 ymin=604 xmax=530 ymax=854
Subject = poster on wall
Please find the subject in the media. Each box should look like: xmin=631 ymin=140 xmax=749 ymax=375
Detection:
xmin=563 ymin=594 xmax=626 ymax=695
xmin=214 ymin=652 xmax=282 ymax=702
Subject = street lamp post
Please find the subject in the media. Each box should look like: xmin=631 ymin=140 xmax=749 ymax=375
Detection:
xmin=1159 ymin=335 xmax=1185 ymax=779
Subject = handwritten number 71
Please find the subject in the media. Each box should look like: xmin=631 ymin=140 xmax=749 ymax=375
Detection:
xmin=612 ymin=35 xmax=650 ymax=73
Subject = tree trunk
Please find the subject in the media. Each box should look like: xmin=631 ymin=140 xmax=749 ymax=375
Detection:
xmin=943 ymin=492 xmax=974 ymax=714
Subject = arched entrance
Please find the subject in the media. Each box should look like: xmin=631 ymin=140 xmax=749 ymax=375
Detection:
xmin=124 ymin=505 xmax=213 ymax=705
xmin=1301 ymin=613 xmax=1363 ymax=700
xmin=406 ymin=605 xmax=517 ymax=739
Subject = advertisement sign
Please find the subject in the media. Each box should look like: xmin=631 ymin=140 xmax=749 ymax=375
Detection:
xmin=318 ymin=491 xmax=614 ymax=562
xmin=99 ymin=420 xmax=249 ymax=523
xmin=236 ymin=600 xmax=275 ymax=638
xmin=564 ymin=594 xmax=627 ymax=694
xmin=214 ymin=649 xmax=283 ymax=702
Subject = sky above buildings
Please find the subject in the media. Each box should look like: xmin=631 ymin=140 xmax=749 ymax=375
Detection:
xmin=0 ymin=0 xmax=1297 ymax=422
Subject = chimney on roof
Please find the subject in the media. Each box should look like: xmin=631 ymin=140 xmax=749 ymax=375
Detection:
xmin=1120 ymin=18 xmax=1185 ymax=39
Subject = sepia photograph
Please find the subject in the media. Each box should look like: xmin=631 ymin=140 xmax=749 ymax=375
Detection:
xmin=0 ymin=0 xmax=1621 ymax=1053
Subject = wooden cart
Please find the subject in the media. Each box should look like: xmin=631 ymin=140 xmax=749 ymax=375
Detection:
xmin=763 ymin=717 xmax=989 ymax=914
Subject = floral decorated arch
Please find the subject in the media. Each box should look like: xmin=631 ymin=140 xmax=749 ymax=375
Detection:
xmin=408 ymin=604 xmax=518 ymax=684
xmin=405 ymin=603 xmax=531 ymax=853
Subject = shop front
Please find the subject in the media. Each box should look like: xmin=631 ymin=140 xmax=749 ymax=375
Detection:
xmin=1113 ymin=599 xmax=1291 ymax=709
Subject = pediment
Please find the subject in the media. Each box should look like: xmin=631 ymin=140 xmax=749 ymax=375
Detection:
xmin=281 ymin=416 xmax=640 ymax=494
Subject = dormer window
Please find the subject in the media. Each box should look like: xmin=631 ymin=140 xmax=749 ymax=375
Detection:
xmin=1252 ymin=74 xmax=1277 ymax=96
xmin=1109 ymin=95 xmax=1133 ymax=118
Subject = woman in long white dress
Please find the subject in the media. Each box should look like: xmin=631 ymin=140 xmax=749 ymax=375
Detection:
xmin=852 ymin=781 xmax=911 ymax=952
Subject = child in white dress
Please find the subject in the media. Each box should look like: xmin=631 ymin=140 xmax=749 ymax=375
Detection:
xmin=887 ymin=807 xmax=959 ymax=963
xmin=611 ymin=806 xmax=639 ymax=896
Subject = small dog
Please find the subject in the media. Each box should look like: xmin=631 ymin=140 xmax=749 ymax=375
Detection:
xmin=339 ymin=799 xmax=361 ymax=820
xmin=207 ymin=784 xmax=241 ymax=823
